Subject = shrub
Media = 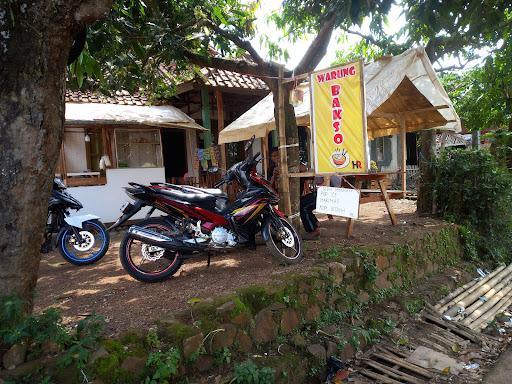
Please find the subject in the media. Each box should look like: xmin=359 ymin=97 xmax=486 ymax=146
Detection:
xmin=433 ymin=149 xmax=512 ymax=263
xmin=231 ymin=360 xmax=275 ymax=384
xmin=0 ymin=295 xmax=105 ymax=382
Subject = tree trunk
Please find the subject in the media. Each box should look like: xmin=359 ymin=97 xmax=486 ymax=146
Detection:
xmin=416 ymin=130 xmax=436 ymax=215
xmin=270 ymin=85 xmax=301 ymax=225
xmin=0 ymin=1 xmax=112 ymax=311
xmin=416 ymin=46 xmax=440 ymax=216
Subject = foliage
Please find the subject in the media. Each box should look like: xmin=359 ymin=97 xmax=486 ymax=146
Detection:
xmin=58 ymin=315 xmax=106 ymax=370
xmin=318 ymin=246 xmax=342 ymax=261
xmin=335 ymin=1 xmax=512 ymax=66
xmin=72 ymin=0 xmax=258 ymax=93
xmin=404 ymin=298 xmax=424 ymax=315
xmin=74 ymin=0 xmax=396 ymax=95
xmin=231 ymin=360 xmax=275 ymax=384
xmin=144 ymin=347 xmax=181 ymax=384
xmin=214 ymin=346 xmax=232 ymax=366
xmin=433 ymin=149 xmax=512 ymax=263
xmin=0 ymin=295 xmax=105 ymax=381
xmin=0 ymin=296 xmax=69 ymax=349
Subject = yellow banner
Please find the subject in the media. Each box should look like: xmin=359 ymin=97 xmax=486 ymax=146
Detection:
xmin=310 ymin=61 xmax=368 ymax=174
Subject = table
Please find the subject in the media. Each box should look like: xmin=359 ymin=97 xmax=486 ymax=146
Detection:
xmin=345 ymin=173 xmax=398 ymax=238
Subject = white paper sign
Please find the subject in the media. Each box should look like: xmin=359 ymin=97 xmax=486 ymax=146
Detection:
xmin=315 ymin=186 xmax=360 ymax=219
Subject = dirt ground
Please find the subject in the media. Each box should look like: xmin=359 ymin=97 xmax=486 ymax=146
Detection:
xmin=34 ymin=199 xmax=446 ymax=337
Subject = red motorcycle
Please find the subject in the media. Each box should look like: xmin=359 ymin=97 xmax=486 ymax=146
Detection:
xmin=110 ymin=137 xmax=303 ymax=282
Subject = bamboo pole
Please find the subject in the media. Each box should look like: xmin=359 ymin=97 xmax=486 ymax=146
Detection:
xmin=462 ymin=275 xmax=512 ymax=324
xmin=215 ymin=89 xmax=227 ymax=172
xmin=478 ymin=293 xmax=512 ymax=330
xmin=439 ymin=265 xmax=507 ymax=313
xmin=277 ymin=65 xmax=292 ymax=217
xmin=262 ymin=135 xmax=269 ymax=179
xmin=468 ymin=286 xmax=512 ymax=329
xmin=443 ymin=264 xmax=512 ymax=318
xmin=435 ymin=278 xmax=479 ymax=310
xmin=400 ymin=115 xmax=407 ymax=198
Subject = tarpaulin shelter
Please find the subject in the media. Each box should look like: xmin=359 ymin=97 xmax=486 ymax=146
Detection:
xmin=219 ymin=47 xmax=460 ymax=144
xmin=218 ymin=47 xmax=461 ymax=196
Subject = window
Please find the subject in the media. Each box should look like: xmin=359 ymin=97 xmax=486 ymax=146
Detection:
xmin=376 ymin=137 xmax=385 ymax=162
xmin=57 ymin=128 xmax=107 ymax=187
xmin=115 ymin=129 xmax=163 ymax=168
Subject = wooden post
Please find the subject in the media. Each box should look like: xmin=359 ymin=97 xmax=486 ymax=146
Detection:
xmin=60 ymin=142 xmax=67 ymax=184
xmin=215 ymin=89 xmax=227 ymax=171
xmin=277 ymin=66 xmax=292 ymax=217
xmin=262 ymin=135 xmax=269 ymax=179
xmin=400 ymin=115 xmax=407 ymax=198
xmin=378 ymin=179 xmax=398 ymax=225
xmin=201 ymin=88 xmax=212 ymax=147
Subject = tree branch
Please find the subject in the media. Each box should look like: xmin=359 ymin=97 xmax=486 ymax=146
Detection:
xmin=204 ymin=20 xmax=265 ymax=67
xmin=293 ymin=12 xmax=337 ymax=75
xmin=339 ymin=26 xmax=389 ymax=50
xmin=184 ymin=50 xmax=291 ymax=78
xmin=74 ymin=0 xmax=113 ymax=24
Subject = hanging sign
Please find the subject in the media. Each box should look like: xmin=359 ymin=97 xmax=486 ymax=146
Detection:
xmin=315 ymin=186 xmax=360 ymax=219
xmin=310 ymin=60 xmax=369 ymax=174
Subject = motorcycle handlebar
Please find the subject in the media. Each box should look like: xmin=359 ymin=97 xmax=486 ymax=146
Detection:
xmin=214 ymin=179 xmax=225 ymax=188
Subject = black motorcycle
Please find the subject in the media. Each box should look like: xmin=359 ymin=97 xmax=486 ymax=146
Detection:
xmin=41 ymin=178 xmax=110 ymax=265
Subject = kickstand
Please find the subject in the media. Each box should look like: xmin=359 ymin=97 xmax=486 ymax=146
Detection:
xmin=207 ymin=252 xmax=212 ymax=267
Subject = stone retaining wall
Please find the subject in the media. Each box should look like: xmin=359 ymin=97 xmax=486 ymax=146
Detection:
xmin=91 ymin=224 xmax=463 ymax=383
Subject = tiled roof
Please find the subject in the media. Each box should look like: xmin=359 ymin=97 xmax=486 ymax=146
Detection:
xmin=65 ymin=90 xmax=150 ymax=106
xmin=197 ymin=67 xmax=268 ymax=90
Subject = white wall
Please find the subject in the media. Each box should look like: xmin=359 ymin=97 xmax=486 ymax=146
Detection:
xmin=253 ymin=138 xmax=263 ymax=174
xmin=67 ymin=167 xmax=165 ymax=223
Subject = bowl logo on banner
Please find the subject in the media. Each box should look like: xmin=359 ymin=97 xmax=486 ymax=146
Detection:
xmin=311 ymin=61 xmax=368 ymax=174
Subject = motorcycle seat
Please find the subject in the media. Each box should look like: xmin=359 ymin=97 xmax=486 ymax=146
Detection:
xmin=155 ymin=188 xmax=217 ymax=208
xmin=179 ymin=186 xmax=228 ymax=199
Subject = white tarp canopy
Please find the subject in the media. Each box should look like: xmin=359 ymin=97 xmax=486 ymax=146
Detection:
xmin=66 ymin=103 xmax=206 ymax=130
xmin=219 ymin=47 xmax=461 ymax=143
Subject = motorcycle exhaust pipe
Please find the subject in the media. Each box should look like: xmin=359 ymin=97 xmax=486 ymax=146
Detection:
xmin=127 ymin=226 xmax=172 ymax=245
xmin=127 ymin=226 xmax=206 ymax=253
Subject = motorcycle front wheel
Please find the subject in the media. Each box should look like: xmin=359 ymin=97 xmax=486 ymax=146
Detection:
xmin=58 ymin=219 xmax=110 ymax=265
xmin=119 ymin=218 xmax=183 ymax=283
xmin=263 ymin=217 xmax=303 ymax=264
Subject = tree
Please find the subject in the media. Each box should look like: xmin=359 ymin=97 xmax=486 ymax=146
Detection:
xmin=0 ymin=0 xmax=112 ymax=309
xmin=334 ymin=0 xmax=512 ymax=214
xmin=81 ymin=0 xmax=393 ymax=219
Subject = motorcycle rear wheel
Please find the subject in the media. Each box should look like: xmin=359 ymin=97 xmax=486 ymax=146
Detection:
xmin=119 ymin=218 xmax=183 ymax=283
xmin=264 ymin=217 xmax=303 ymax=264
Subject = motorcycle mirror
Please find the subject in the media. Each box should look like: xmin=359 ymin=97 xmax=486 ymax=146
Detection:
xmin=245 ymin=135 xmax=256 ymax=153
xmin=54 ymin=178 xmax=66 ymax=190
xmin=207 ymin=166 xmax=219 ymax=174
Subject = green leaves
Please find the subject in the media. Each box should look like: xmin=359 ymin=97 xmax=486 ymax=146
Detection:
xmin=433 ymin=149 xmax=512 ymax=263
xmin=231 ymin=360 xmax=275 ymax=384
xmin=144 ymin=347 xmax=181 ymax=383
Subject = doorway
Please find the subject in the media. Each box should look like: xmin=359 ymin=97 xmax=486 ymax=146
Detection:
xmin=161 ymin=128 xmax=187 ymax=180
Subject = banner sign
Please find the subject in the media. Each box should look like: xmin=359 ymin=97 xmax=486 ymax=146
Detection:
xmin=315 ymin=186 xmax=360 ymax=219
xmin=310 ymin=61 xmax=369 ymax=174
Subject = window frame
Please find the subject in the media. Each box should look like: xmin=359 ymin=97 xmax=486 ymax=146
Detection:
xmin=114 ymin=128 xmax=164 ymax=169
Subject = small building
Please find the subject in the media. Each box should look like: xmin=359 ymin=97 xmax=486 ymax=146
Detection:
xmin=163 ymin=66 xmax=269 ymax=171
xmin=58 ymin=90 xmax=206 ymax=222
xmin=219 ymin=47 xmax=462 ymax=193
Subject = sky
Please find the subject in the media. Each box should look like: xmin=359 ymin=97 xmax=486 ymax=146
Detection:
xmin=246 ymin=0 xmax=406 ymax=71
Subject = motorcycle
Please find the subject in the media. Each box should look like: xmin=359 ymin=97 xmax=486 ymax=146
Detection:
xmin=41 ymin=178 xmax=110 ymax=265
xmin=110 ymin=136 xmax=303 ymax=283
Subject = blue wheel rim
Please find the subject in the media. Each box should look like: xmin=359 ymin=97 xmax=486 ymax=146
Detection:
xmin=61 ymin=221 xmax=107 ymax=263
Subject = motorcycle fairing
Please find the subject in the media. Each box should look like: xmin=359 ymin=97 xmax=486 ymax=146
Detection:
xmin=65 ymin=214 xmax=100 ymax=229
